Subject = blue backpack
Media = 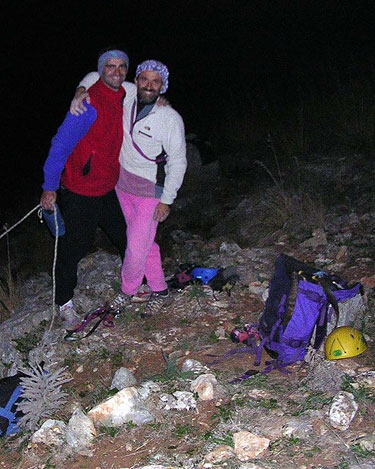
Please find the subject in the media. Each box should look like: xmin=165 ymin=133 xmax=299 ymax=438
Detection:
xmin=0 ymin=373 xmax=24 ymax=437
xmin=229 ymin=254 xmax=362 ymax=377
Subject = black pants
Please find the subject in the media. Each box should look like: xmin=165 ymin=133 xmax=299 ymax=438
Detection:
xmin=55 ymin=188 xmax=127 ymax=306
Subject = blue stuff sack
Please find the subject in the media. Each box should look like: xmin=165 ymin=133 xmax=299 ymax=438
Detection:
xmin=42 ymin=203 xmax=65 ymax=236
xmin=190 ymin=267 xmax=220 ymax=285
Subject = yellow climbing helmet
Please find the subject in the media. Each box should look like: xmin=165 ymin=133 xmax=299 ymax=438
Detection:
xmin=325 ymin=326 xmax=368 ymax=360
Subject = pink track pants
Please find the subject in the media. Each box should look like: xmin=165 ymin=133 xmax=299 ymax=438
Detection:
xmin=116 ymin=189 xmax=167 ymax=295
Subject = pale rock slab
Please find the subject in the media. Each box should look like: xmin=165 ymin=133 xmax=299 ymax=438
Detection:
xmin=110 ymin=367 xmax=137 ymax=390
xmin=190 ymin=373 xmax=217 ymax=400
xmin=88 ymin=386 xmax=154 ymax=427
xmin=181 ymin=358 xmax=210 ymax=374
xmin=300 ymin=228 xmax=328 ymax=247
xmin=233 ymin=430 xmax=270 ymax=461
xmin=204 ymin=444 xmax=235 ymax=463
xmin=31 ymin=419 xmax=66 ymax=446
xmin=329 ymin=391 xmax=358 ymax=431
xmin=66 ymin=408 xmax=96 ymax=454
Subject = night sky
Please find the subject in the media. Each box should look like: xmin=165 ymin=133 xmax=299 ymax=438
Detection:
xmin=2 ymin=0 xmax=375 ymax=214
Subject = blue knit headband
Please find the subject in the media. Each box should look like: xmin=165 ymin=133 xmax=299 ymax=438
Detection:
xmin=135 ymin=60 xmax=169 ymax=93
xmin=98 ymin=50 xmax=129 ymax=76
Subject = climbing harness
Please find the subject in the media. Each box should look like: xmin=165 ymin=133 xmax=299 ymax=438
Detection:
xmin=64 ymin=306 xmax=116 ymax=342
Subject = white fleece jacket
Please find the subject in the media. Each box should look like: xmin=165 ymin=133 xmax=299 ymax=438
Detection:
xmin=78 ymin=73 xmax=187 ymax=205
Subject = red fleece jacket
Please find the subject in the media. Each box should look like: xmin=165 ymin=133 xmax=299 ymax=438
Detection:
xmin=61 ymin=79 xmax=124 ymax=196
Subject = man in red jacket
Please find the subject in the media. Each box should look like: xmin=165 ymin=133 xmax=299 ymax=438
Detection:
xmin=40 ymin=49 xmax=128 ymax=329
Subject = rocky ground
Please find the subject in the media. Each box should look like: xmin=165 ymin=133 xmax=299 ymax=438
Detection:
xmin=0 ymin=151 xmax=375 ymax=468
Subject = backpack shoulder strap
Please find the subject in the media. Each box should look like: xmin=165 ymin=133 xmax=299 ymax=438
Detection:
xmin=0 ymin=384 xmax=23 ymax=436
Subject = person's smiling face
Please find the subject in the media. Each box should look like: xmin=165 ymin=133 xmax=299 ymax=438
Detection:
xmin=136 ymin=70 xmax=164 ymax=104
xmin=101 ymin=58 xmax=127 ymax=90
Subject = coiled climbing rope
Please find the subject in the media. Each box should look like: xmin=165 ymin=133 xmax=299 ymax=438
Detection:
xmin=0 ymin=204 xmax=59 ymax=330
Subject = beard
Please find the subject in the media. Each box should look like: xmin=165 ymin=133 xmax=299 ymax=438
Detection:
xmin=137 ymin=88 xmax=159 ymax=104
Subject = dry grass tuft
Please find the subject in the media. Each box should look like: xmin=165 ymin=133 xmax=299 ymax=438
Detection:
xmin=258 ymin=186 xmax=326 ymax=234
xmin=0 ymin=267 xmax=20 ymax=322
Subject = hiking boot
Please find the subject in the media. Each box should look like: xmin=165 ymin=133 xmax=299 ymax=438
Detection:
xmin=109 ymin=292 xmax=132 ymax=314
xmin=59 ymin=300 xmax=81 ymax=330
xmin=131 ymin=284 xmax=152 ymax=303
xmin=141 ymin=289 xmax=173 ymax=318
